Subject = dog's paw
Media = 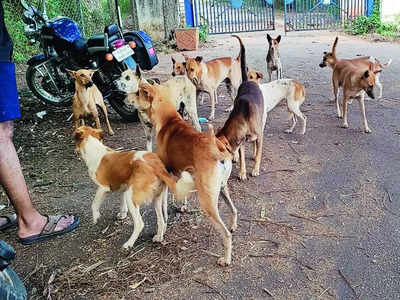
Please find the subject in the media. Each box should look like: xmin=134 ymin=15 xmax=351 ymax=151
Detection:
xmin=208 ymin=115 xmax=215 ymax=121
xmin=109 ymin=130 xmax=115 ymax=136
xmin=230 ymin=223 xmax=238 ymax=232
xmin=341 ymin=123 xmax=349 ymax=129
xmin=92 ymin=212 xmax=101 ymax=224
xmin=117 ymin=211 xmax=128 ymax=220
xmin=365 ymin=128 xmax=372 ymax=134
xmin=251 ymin=169 xmax=260 ymax=177
xmin=122 ymin=241 xmax=134 ymax=250
xmin=238 ymin=173 xmax=248 ymax=181
xmin=152 ymin=234 xmax=164 ymax=243
xmin=224 ymin=106 xmax=233 ymax=113
xmin=284 ymin=129 xmax=293 ymax=134
xmin=217 ymin=257 xmax=231 ymax=266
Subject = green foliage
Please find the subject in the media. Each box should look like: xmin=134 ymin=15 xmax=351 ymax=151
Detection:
xmin=376 ymin=22 xmax=400 ymax=37
xmin=199 ymin=24 xmax=209 ymax=43
xmin=345 ymin=0 xmax=382 ymax=35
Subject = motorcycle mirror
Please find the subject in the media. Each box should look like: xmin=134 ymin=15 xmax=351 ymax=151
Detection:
xmin=20 ymin=0 xmax=30 ymax=10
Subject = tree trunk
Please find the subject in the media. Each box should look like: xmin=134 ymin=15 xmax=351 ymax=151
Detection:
xmin=162 ymin=0 xmax=179 ymax=40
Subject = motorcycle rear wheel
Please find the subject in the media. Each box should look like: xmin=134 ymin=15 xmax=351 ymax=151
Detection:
xmin=107 ymin=91 xmax=139 ymax=122
xmin=26 ymin=61 xmax=73 ymax=107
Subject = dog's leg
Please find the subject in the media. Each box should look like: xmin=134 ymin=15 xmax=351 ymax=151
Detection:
xmin=285 ymin=112 xmax=296 ymax=134
xmin=74 ymin=116 xmax=81 ymax=131
xmin=232 ymin=149 xmax=239 ymax=163
xmin=143 ymin=125 xmax=153 ymax=152
xmin=340 ymin=96 xmax=349 ymax=129
xmin=358 ymin=94 xmax=372 ymax=133
xmin=99 ymin=102 xmax=114 ymax=135
xmin=225 ymin=83 xmax=235 ymax=112
xmin=92 ymin=110 xmax=102 ymax=131
xmin=92 ymin=186 xmax=108 ymax=224
xmin=187 ymin=100 xmax=202 ymax=132
xmin=375 ymin=73 xmax=383 ymax=99
xmin=162 ymin=187 xmax=168 ymax=226
xmin=252 ymin=140 xmax=257 ymax=160
xmin=221 ymin=185 xmax=237 ymax=232
xmin=251 ymin=136 xmax=263 ymax=177
xmin=196 ymin=168 xmax=232 ymax=266
xmin=117 ymin=193 xmax=128 ymax=220
xmin=238 ymin=144 xmax=247 ymax=180
xmin=287 ymin=102 xmax=307 ymax=135
xmin=197 ymin=90 xmax=204 ymax=105
xmin=153 ymin=187 xmax=166 ymax=243
xmin=208 ymin=90 xmax=216 ymax=120
xmin=333 ymin=80 xmax=342 ymax=118
xmin=123 ymin=188 xmax=144 ymax=249
xmin=268 ymin=70 xmax=272 ymax=82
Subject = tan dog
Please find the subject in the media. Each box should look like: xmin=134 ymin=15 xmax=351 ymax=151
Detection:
xmin=68 ymin=69 xmax=114 ymax=135
xmin=116 ymin=67 xmax=201 ymax=151
xmin=248 ymin=69 xmax=307 ymax=135
xmin=333 ymin=64 xmax=377 ymax=133
xmin=74 ymin=126 xmax=194 ymax=249
xmin=216 ymin=35 xmax=265 ymax=181
xmin=183 ymin=36 xmax=244 ymax=120
xmin=133 ymin=80 xmax=237 ymax=266
xmin=319 ymin=37 xmax=392 ymax=99
xmin=266 ymin=34 xmax=283 ymax=81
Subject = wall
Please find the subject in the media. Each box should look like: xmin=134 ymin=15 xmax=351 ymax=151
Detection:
xmin=382 ymin=0 xmax=400 ymax=22
xmin=135 ymin=0 xmax=163 ymax=30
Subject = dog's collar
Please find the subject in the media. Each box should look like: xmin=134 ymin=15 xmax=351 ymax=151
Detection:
xmin=85 ymin=81 xmax=94 ymax=89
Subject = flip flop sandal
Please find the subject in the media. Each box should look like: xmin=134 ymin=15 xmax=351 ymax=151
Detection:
xmin=19 ymin=215 xmax=79 ymax=245
xmin=0 ymin=214 xmax=17 ymax=231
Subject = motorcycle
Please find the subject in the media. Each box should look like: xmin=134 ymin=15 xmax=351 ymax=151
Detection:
xmin=21 ymin=0 xmax=158 ymax=121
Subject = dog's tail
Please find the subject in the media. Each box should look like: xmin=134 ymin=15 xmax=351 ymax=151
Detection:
xmin=208 ymin=124 xmax=232 ymax=161
xmin=232 ymin=34 xmax=247 ymax=83
xmin=157 ymin=168 xmax=195 ymax=201
xmin=332 ymin=37 xmax=339 ymax=56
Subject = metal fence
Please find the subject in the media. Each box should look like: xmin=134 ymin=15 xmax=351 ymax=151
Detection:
xmin=284 ymin=0 xmax=374 ymax=32
xmin=189 ymin=0 xmax=275 ymax=34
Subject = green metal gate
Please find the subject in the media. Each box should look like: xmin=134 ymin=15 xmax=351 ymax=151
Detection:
xmin=284 ymin=0 xmax=374 ymax=32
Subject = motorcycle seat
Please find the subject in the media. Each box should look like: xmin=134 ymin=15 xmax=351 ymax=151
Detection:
xmin=73 ymin=37 xmax=88 ymax=52
xmin=87 ymin=34 xmax=119 ymax=49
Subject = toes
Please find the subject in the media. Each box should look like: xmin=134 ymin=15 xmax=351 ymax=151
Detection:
xmin=217 ymin=257 xmax=231 ymax=266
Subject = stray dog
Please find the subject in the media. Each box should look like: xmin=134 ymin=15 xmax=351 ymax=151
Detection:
xmin=183 ymin=36 xmax=244 ymax=120
xmin=319 ymin=37 xmax=392 ymax=99
xmin=266 ymin=34 xmax=282 ymax=81
xmin=247 ymin=70 xmax=307 ymax=135
xmin=116 ymin=67 xmax=201 ymax=151
xmin=68 ymin=69 xmax=114 ymax=135
xmin=216 ymin=35 xmax=265 ymax=181
xmin=333 ymin=64 xmax=377 ymax=133
xmin=74 ymin=126 xmax=194 ymax=249
xmin=134 ymin=78 xmax=236 ymax=266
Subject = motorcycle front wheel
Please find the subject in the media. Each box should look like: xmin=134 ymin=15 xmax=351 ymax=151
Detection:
xmin=26 ymin=61 xmax=73 ymax=107
xmin=107 ymin=91 xmax=139 ymax=122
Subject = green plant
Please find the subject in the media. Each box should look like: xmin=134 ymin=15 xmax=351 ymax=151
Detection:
xmin=345 ymin=0 xmax=382 ymax=35
xmin=199 ymin=24 xmax=209 ymax=43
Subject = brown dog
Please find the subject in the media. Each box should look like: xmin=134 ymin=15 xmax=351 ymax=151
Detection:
xmin=68 ymin=69 xmax=114 ymax=135
xmin=216 ymin=35 xmax=265 ymax=181
xmin=266 ymin=34 xmax=282 ymax=81
xmin=333 ymin=64 xmax=378 ymax=133
xmin=183 ymin=36 xmax=243 ymax=120
xmin=133 ymin=79 xmax=237 ymax=266
xmin=74 ymin=126 xmax=194 ymax=249
xmin=319 ymin=37 xmax=392 ymax=99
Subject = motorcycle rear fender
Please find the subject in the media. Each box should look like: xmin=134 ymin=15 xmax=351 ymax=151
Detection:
xmin=27 ymin=54 xmax=46 ymax=66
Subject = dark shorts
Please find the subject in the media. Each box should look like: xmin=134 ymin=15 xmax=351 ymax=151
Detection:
xmin=0 ymin=62 xmax=20 ymax=122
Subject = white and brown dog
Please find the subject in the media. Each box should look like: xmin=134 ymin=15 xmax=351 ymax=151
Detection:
xmin=183 ymin=36 xmax=244 ymax=120
xmin=68 ymin=69 xmax=114 ymax=135
xmin=74 ymin=126 xmax=194 ymax=249
xmin=266 ymin=34 xmax=283 ymax=82
xmin=248 ymin=70 xmax=307 ymax=135
xmin=319 ymin=36 xmax=392 ymax=99
xmin=133 ymin=78 xmax=236 ymax=266
xmin=116 ymin=67 xmax=201 ymax=151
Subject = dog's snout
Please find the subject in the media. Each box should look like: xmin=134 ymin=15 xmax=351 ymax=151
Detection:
xmin=367 ymin=90 xmax=375 ymax=99
xmin=172 ymin=72 xmax=176 ymax=77
xmin=319 ymin=63 xmax=326 ymax=68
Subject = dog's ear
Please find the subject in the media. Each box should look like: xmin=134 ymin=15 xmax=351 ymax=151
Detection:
xmin=276 ymin=35 xmax=281 ymax=43
xmin=182 ymin=54 xmax=190 ymax=61
xmin=171 ymin=56 xmax=176 ymax=64
xmin=66 ymin=69 xmax=76 ymax=79
xmin=363 ymin=70 xmax=370 ymax=79
xmin=135 ymin=66 xmax=142 ymax=79
xmin=182 ymin=62 xmax=186 ymax=67
xmin=256 ymin=72 xmax=264 ymax=79
xmin=266 ymin=34 xmax=272 ymax=44
xmin=94 ymin=128 xmax=104 ymax=141
xmin=195 ymin=56 xmax=203 ymax=63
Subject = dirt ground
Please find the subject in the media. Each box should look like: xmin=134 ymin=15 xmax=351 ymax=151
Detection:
xmin=1 ymin=25 xmax=400 ymax=300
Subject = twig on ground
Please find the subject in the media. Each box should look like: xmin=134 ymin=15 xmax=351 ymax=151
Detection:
xmin=193 ymin=279 xmax=226 ymax=300
xmin=318 ymin=287 xmax=330 ymax=298
xmin=383 ymin=186 xmax=393 ymax=202
xmin=287 ymin=142 xmax=301 ymax=157
xmin=263 ymin=288 xmax=274 ymax=297
xmin=288 ymin=212 xmax=324 ymax=225
xmin=241 ymin=218 xmax=295 ymax=230
xmin=265 ymin=169 xmax=295 ymax=174
xmin=338 ymin=269 xmax=357 ymax=298
xmin=201 ymin=249 xmax=220 ymax=258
